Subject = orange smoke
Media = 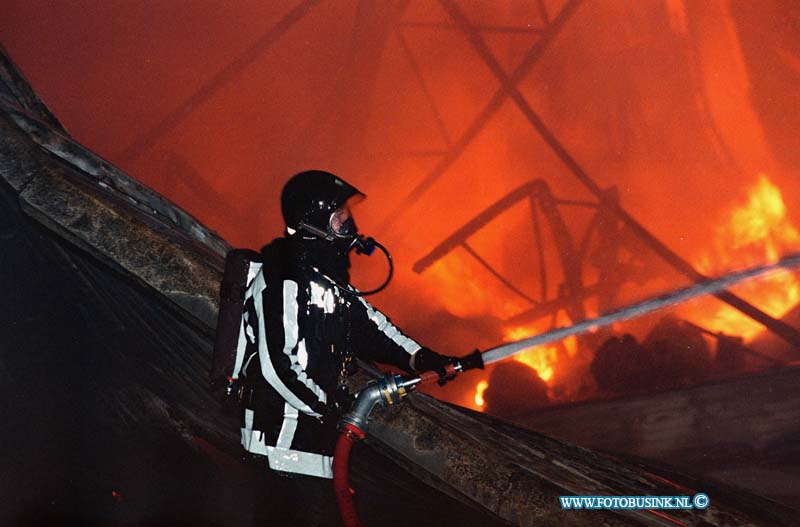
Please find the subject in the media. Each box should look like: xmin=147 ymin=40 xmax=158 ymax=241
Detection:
xmin=425 ymin=254 xmax=527 ymax=319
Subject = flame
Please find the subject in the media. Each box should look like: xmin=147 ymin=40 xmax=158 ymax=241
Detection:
xmin=425 ymin=174 xmax=799 ymax=407
xmin=688 ymin=174 xmax=800 ymax=340
xmin=503 ymin=325 xmax=556 ymax=382
xmin=501 ymin=325 xmax=578 ymax=384
xmin=514 ymin=347 xmax=557 ymax=382
xmin=729 ymin=176 xmax=798 ymax=251
xmin=474 ymin=380 xmax=489 ymax=407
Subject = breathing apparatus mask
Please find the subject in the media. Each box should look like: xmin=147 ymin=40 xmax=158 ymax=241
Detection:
xmin=282 ymin=170 xmax=393 ymax=296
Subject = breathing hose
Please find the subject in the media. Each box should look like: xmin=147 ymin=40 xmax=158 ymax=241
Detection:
xmin=340 ymin=239 xmax=394 ymax=297
xmin=297 ymin=220 xmax=394 ymax=298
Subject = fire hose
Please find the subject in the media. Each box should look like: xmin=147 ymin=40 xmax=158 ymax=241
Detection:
xmin=333 ymin=252 xmax=800 ymax=525
xmin=334 ymin=351 xmax=484 ymax=527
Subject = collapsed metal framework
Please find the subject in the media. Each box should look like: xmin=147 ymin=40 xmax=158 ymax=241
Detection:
xmin=112 ymin=0 xmax=800 ymax=349
xmin=398 ymin=0 xmax=800 ymax=349
xmin=412 ymin=179 xmax=651 ymax=329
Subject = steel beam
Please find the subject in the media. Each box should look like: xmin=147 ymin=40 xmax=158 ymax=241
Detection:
xmin=439 ymin=0 xmax=800 ymax=349
xmin=377 ymin=0 xmax=583 ymax=232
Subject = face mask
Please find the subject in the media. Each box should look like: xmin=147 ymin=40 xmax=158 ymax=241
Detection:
xmin=329 ymin=206 xmax=357 ymax=239
xmin=324 ymin=206 xmax=356 ymax=256
xmin=298 ymin=207 xmax=392 ymax=295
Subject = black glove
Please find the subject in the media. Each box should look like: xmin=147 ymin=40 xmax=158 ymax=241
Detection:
xmin=412 ymin=347 xmax=458 ymax=385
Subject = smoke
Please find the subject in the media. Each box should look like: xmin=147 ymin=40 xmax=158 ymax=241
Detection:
xmin=2 ymin=0 xmax=799 ymax=410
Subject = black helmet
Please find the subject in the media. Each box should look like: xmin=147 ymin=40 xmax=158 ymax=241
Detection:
xmin=281 ymin=170 xmax=365 ymax=240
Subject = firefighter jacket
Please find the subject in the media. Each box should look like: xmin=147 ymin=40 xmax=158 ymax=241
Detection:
xmin=236 ymin=236 xmax=420 ymax=478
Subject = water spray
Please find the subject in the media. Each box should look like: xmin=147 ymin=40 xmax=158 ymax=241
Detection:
xmin=481 ymin=251 xmax=800 ymax=365
xmin=334 ymin=251 xmax=800 ymax=526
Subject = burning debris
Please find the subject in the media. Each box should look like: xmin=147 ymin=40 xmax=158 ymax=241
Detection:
xmin=424 ymin=174 xmax=800 ymax=415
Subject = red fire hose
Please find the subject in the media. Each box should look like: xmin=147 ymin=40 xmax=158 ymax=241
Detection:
xmin=333 ymin=356 xmax=482 ymax=526
xmin=333 ymin=423 xmax=366 ymax=527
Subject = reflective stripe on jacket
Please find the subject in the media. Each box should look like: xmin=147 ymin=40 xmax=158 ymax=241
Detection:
xmin=238 ymin=241 xmax=419 ymax=478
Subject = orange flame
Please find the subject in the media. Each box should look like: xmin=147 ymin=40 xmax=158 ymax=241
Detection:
xmin=426 ymin=174 xmax=799 ymax=410
xmin=502 ymin=326 xmax=578 ymax=384
xmin=474 ymin=380 xmax=489 ymax=407
xmin=688 ymin=174 xmax=800 ymax=340
xmin=514 ymin=347 xmax=557 ymax=382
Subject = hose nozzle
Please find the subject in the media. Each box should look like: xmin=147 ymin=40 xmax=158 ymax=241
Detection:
xmin=455 ymin=349 xmax=484 ymax=372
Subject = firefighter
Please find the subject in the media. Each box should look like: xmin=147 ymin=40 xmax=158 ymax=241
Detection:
xmin=238 ymin=170 xmax=455 ymax=526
